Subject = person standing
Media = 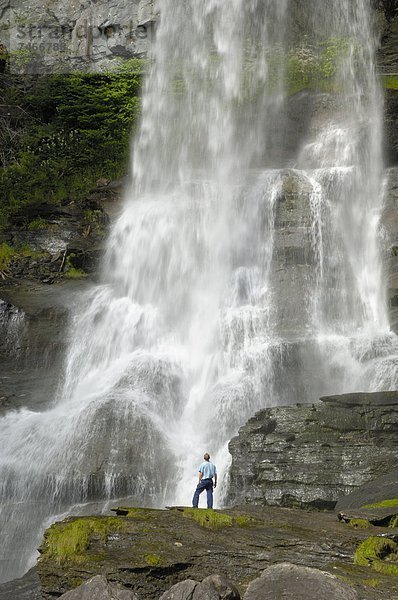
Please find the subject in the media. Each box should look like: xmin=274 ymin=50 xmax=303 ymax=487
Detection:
xmin=192 ymin=452 xmax=217 ymax=509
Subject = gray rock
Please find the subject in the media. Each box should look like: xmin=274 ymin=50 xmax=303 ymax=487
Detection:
xmin=336 ymin=468 xmax=398 ymax=512
xmin=0 ymin=567 xmax=42 ymax=600
xmin=1 ymin=0 xmax=156 ymax=74
xmin=227 ymin=392 xmax=398 ymax=508
xmin=59 ymin=575 xmax=137 ymax=599
xmin=159 ymin=580 xmax=198 ymax=600
xmin=198 ymin=576 xmax=240 ymax=600
xmin=191 ymin=584 xmax=219 ymax=600
xmin=382 ymin=167 xmax=398 ymax=332
xmin=243 ymin=563 xmax=359 ymax=600
xmin=160 ymin=576 xmax=240 ymax=600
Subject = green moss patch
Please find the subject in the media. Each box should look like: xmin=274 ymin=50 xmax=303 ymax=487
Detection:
xmin=382 ymin=75 xmax=398 ymax=90
xmin=354 ymin=536 xmax=398 ymax=576
xmin=41 ymin=517 xmax=122 ymax=564
xmin=362 ymin=578 xmax=382 ymax=588
xmin=144 ymin=553 xmax=161 ymax=566
xmin=27 ymin=218 xmax=50 ymax=230
xmin=363 ymin=499 xmax=398 ymax=509
xmin=0 ymin=242 xmax=15 ymax=272
xmin=389 ymin=515 xmax=398 ymax=528
xmin=182 ymin=508 xmax=233 ymax=530
xmin=64 ymin=267 xmax=87 ymax=279
xmin=348 ymin=518 xmax=372 ymax=529
xmin=233 ymin=514 xmax=263 ymax=527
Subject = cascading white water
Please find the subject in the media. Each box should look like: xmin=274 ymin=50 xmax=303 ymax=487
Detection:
xmin=0 ymin=0 xmax=397 ymax=584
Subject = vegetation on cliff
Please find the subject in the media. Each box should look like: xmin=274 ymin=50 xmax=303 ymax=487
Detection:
xmin=1 ymin=33 xmax=396 ymax=235
xmin=0 ymin=59 xmax=144 ymax=230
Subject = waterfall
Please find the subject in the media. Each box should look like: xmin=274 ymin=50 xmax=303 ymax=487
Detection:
xmin=0 ymin=0 xmax=397 ymax=583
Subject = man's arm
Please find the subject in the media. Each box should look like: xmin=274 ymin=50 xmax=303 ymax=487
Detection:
xmin=198 ymin=471 xmax=203 ymax=483
xmin=214 ymin=469 xmax=217 ymax=488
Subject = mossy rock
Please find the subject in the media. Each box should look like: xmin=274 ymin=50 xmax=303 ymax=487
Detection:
xmin=347 ymin=518 xmax=372 ymax=529
xmin=354 ymin=536 xmax=398 ymax=576
xmin=37 ymin=506 xmax=398 ymax=600
xmin=144 ymin=554 xmax=162 ymax=566
xmin=64 ymin=267 xmax=87 ymax=280
xmin=39 ymin=516 xmax=123 ymax=565
xmin=362 ymin=578 xmax=382 ymax=588
xmin=182 ymin=508 xmax=233 ymax=529
xmin=382 ymin=75 xmax=398 ymax=90
xmin=389 ymin=515 xmax=398 ymax=528
xmin=363 ymin=499 xmax=398 ymax=509
xmin=233 ymin=514 xmax=263 ymax=527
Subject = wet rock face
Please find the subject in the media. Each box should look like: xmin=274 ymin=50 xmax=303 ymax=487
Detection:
xmin=271 ymin=168 xmax=316 ymax=338
xmin=0 ymin=567 xmax=42 ymax=600
xmin=227 ymin=392 xmax=398 ymax=509
xmin=0 ymin=282 xmax=88 ymax=413
xmin=385 ymin=91 xmax=398 ymax=166
xmin=2 ymin=190 xmax=111 ymax=284
xmin=382 ymin=167 xmax=398 ymax=332
xmin=378 ymin=12 xmax=398 ymax=74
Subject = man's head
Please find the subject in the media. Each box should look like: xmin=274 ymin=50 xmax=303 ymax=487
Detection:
xmin=204 ymin=452 xmax=210 ymax=461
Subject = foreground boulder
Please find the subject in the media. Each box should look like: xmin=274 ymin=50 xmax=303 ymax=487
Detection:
xmin=243 ymin=563 xmax=359 ymax=600
xmin=227 ymin=392 xmax=398 ymax=509
xmin=159 ymin=575 xmax=240 ymax=600
xmin=58 ymin=575 xmax=137 ymax=599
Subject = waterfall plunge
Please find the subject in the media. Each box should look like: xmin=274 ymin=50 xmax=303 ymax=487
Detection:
xmin=1 ymin=0 xmax=397 ymax=583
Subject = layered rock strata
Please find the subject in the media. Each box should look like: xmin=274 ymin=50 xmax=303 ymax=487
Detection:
xmin=227 ymin=392 xmax=398 ymax=509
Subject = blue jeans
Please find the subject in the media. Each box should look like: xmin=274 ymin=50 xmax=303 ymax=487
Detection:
xmin=192 ymin=478 xmax=213 ymax=509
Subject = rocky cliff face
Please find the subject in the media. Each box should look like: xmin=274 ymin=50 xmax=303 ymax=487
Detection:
xmin=0 ymin=281 xmax=89 ymax=415
xmin=1 ymin=0 xmax=156 ymax=73
xmin=227 ymin=392 xmax=398 ymax=509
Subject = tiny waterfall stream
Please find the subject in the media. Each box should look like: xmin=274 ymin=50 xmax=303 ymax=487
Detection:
xmin=1 ymin=0 xmax=398 ymax=583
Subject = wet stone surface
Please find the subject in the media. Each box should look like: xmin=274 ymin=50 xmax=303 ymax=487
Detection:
xmin=36 ymin=505 xmax=398 ymax=600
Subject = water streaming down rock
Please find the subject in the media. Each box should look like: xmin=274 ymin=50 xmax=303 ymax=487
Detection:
xmin=0 ymin=0 xmax=397 ymax=584
xmin=0 ymin=300 xmax=25 ymax=359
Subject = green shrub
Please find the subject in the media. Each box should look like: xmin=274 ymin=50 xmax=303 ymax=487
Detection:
xmin=0 ymin=59 xmax=144 ymax=229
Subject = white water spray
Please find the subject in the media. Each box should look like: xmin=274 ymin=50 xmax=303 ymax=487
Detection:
xmin=0 ymin=0 xmax=397 ymax=583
